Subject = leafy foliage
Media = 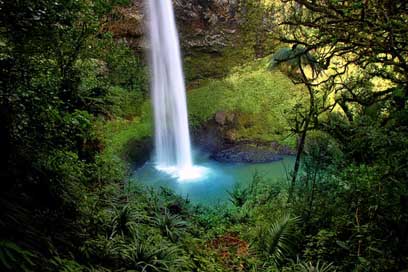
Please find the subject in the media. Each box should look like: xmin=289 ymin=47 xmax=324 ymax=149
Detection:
xmin=125 ymin=237 xmax=189 ymax=272
xmin=0 ymin=0 xmax=148 ymax=270
xmin=255 ymin=214 xmax=301 ymax=267
xmin=1 ymin=0 xmax=407 ymax=271
xmin=284 ymin=259 xmax=337 ymax=272
xmin=269 ymin=46 xmax=320 ymax=77
xmin=187 ymin=57 xmax=305 ymax=146
xmin=153 ymin=209 xmax=188 ymax=242
xmin=227 ymin=183 xmax=249 ymax=207
xmin=0 ymin=241 xmax=35 ymax=272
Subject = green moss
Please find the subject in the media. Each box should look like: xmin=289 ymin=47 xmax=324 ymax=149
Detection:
xmin=184 ymin=47 xmax=253 ymax=84
xmin=97 ymin=116 xmax=152 ymax=163
xmin=187 ymin=57 xmax=305 ymax=146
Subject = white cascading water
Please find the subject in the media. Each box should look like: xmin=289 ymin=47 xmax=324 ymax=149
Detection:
xmin=147 ymin=0 xmax=205 ymax=181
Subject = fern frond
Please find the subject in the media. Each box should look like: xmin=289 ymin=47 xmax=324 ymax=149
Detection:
xmin=256 ymin=214 xmax=300 ymax=266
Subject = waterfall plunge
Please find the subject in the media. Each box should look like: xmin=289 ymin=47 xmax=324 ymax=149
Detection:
xmin=147 ymin=0 xmax=206 ymax=181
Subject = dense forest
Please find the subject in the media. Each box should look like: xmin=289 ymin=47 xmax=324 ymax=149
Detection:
xmin=1 ymin=0 xmax=407 ymax=271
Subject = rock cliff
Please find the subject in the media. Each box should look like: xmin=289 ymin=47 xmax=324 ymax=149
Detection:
xmin=103 ymin=0 xmax=240 ymax=52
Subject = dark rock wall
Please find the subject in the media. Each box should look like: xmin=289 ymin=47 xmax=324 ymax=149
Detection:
xmin=103 ymin=0 xmax=241 ymax=53
xmin=193 ymin=112 xmax=296 ymax=163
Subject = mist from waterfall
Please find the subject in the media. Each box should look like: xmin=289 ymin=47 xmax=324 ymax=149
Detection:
xmin=147 ymin=0 xmax=205 ymax=181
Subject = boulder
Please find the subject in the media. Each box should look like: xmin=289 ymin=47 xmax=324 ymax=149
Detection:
xmin=215 ymin=111 xmax=227 ymax=125
xmin=224 ymin=129 xmax=238 ymax=142
xmin=215 ymin=111 xmax=236 ymax=126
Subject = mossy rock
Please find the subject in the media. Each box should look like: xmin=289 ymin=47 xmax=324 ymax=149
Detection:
xmin=121 ymin=136 xmax=152 ymax=166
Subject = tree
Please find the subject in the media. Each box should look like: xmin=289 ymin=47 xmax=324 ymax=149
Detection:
xmin=0 ymin=0 xmax=134 ymax=269
xmin=269 ymin=46 xmax=332 ymax=197
xmin=278 ymin=0 xmax=408 ymax=269
xmin=280 ymin=0 xmax=408 ymax=113
xmin=239 ymin=0 xmax=280 ymax=58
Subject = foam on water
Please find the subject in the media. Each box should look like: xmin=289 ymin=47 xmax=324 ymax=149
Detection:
xmin=155 ymin=165 xmax=209 ymax=182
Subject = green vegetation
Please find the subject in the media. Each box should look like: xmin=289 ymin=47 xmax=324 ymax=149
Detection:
xmin=1 ymin=0 xmax=407 ymax=271
xmin=98 ymin=117 xmax=151 ymax=163
xmin=100 ymin=57 xmax=304 ymax=154
xmin=188 ymin=58 xmax=304 ymax=145
xmin=184 ymin=48 xmax=254 ymax=83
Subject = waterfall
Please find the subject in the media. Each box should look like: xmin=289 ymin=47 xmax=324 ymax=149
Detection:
xmin=147 ymin=0 xmax=204 ymax=181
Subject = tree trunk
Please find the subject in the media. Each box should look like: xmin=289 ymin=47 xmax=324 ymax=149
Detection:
xmin=288 ymin=65 xmax=315 ymax=201
xmin=289 ymin=116 xmax=310 ymax=200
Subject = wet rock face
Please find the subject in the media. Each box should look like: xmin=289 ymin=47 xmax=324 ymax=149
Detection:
xmin=211 ymin=145 xmax=286 ymax=163
xmin=192 ymin=119 xmax=225 ymax=154
xmin=174 ymin=0 xmax=239 ymax=50
xmin=103 ymin=4 xmax=145 ymax=51
xmin=192 ymin=112 xmax=296 ymax=163
xmin=211 ymin=141 xmax=295 ymax=163
xmin=105 ymin=0 xmax=240 ymax=52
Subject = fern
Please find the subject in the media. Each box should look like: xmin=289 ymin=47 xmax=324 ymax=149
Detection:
xmin=255 ymin=214 xmax=300 ymax=266
xmin=227 ymin=183 xmax=249 ymax=207
xmin=152 ymin=209 xmax=188 ymax=242
xmin=49 ymin=257 xmax=84 ymax=272
xmin=286 ymin=259 xmax=337 ymax=272
xmin=0 ymin=240 xmax=35 ymax=272
xmin=125 ymin=236 xmax=187 ymax=272
xmin=297 ymin=260 xmax=337 ymax=272
xmin=111 ymin=204 xmax=141 ymax=237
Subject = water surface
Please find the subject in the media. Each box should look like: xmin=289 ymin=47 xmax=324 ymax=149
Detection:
xmin=132 ymin=152 xmax=295 ymax=205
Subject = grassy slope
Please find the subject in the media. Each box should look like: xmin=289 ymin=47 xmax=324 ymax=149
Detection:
xmin=96 ymin=113 xmax=151 ymax=171
xmin=101 ymin=118 xmax=150 ymax=157
xmin=188 ymin=57 xmax=305 ymax=147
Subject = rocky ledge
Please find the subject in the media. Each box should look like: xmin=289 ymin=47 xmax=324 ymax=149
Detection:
xmin=192 ymin=111 xmax=296 ymax=163
xmin=211 ymin=142 xmax=294 ymax=163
